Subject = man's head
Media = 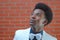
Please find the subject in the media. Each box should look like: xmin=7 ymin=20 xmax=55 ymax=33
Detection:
xmin=30 ymin=3 xmax=53 ymax=31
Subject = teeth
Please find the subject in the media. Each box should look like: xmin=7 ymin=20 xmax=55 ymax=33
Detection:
xmin=31 ymin=22 xmax=33 ymax=23
xmin=31 ymin=21 xmax=34 ymax=22
xmin=31 ymin=21 xmax=33 ymax=22
xmin=30 ymin=20 xmax=35 ymax=23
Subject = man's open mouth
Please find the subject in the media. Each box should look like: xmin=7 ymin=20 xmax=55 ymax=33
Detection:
xmin=30 ymin=20 xmax=36 ymax=24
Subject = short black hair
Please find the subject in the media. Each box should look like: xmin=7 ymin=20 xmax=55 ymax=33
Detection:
xmin=33 ymin=3 xmax=53 ymax=25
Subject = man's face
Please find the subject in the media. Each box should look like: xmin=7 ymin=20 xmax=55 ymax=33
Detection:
xmin=30 ymin=9 xmax=47 ymax=29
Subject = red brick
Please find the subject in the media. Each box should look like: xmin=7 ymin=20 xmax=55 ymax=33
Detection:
xmin=56 ymin=35 xmax=60 ymax=39
xmin=0 ymin=27 xmax=8 ymax=31
xmin=55 ymin=1 xmax=60 ymax=5
xmin=4 ymin=17 xmax=15 ymax=21
xmin=54 ymin=31 xmax=60 ymax=34
xmin=56 ymin=5 xmax=60 ymax=9
xmin=0 ymin=13 xmax=8 ymax=17
xmin=0 ymin=0 xmax=9 ymax=3
xmin=8 ymin=13 xmax=20 ymax=17
xmin=10 ymin=0 xmax=21 ymax=2
xmin=0 ymin=7 xmax=9 ymax=12
xmin=54 ymin=9 xmax=60 ymax=13
xmin=54 ymin=27 xmax=60 ymax=31
xmin=49 ymin=23 xmax=60 ymax=27
xmin=3 ymin=3 xmax=16 ymax=7
xmin=16 ymin=3 xmax=26 ymax=7
xmin=0 ymin=21 xmax=9 ymax=26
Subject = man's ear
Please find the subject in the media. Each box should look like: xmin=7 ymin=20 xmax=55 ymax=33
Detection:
xmin=43 ymin=19 xmax=48 ymax=26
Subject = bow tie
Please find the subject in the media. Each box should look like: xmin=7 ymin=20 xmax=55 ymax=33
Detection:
xmin=29 ymin=33 xmax=42 ymax=40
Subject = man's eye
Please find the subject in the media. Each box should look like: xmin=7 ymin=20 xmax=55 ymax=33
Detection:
xmin=36 ymin=13 xmax=40 ymax=16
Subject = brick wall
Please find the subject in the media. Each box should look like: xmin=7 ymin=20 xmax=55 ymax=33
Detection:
xmin=0 ymin=0 xmax=60 ymax=40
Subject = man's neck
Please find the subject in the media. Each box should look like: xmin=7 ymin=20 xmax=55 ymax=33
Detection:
xmin=31 ymin=27 xmax=43 ymax=34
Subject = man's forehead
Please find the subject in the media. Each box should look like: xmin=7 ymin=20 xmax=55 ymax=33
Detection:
xmin=33 ymin=9 xmax=45 ymax=14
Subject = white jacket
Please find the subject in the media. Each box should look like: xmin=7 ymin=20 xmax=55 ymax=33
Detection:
xmin=13 ymin=28 xmax=57 ymax=40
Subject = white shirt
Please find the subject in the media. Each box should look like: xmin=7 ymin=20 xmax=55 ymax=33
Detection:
xmin=13 ymin=28 xmax=57 ymax=40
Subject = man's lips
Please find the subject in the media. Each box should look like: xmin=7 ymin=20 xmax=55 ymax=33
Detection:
xmin=30 ymin=20 xmax=36 ymax=24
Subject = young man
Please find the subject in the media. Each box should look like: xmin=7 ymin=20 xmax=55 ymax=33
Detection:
xmin=13 ymin=3 xmax=57 ymax=40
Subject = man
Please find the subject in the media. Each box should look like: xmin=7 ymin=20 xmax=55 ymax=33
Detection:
xmin=13 ymin=3 xmax=57 ymax=40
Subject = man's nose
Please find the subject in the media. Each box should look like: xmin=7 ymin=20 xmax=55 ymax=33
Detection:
xmin=31 ymin=15 xmax=36 ymax=19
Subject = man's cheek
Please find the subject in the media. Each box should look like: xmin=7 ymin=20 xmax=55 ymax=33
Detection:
xmin=39 ymin=20 xmax=44 ymax=27
xmin=40 ymin=23 xmax=44 ymax=28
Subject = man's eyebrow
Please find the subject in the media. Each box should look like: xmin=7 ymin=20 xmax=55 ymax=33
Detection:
xmin=36 ymin=13 xmax=41 ymax=15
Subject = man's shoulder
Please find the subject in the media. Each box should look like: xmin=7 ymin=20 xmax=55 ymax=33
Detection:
xmin=13 ymin=28 xmax=31 ymax=40
xmin=43 ymin=30 xmax=57 ymax=40
xmin=15 ymin=28 xmax=31 ymax=35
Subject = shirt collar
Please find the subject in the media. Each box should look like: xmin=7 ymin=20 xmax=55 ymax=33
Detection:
xmin=30 ymin=28 xmax=43 ymax=35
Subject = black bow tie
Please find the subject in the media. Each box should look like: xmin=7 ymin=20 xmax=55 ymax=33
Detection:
xmin=33 ymin=36 xmax=37 ymax=40
xmin=29 ymin=36 xmax=37 ymax=40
